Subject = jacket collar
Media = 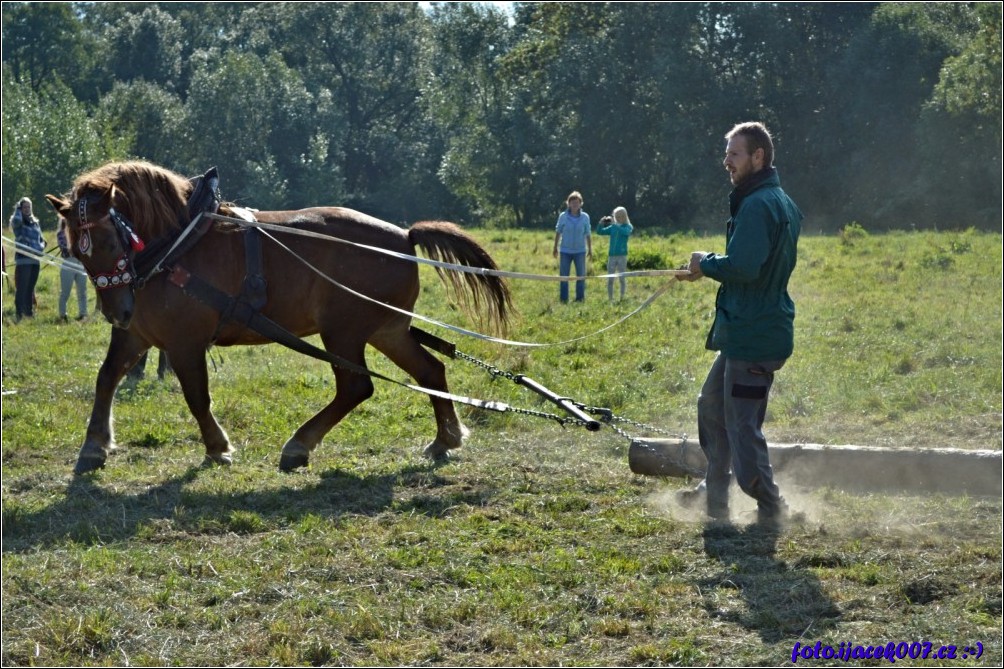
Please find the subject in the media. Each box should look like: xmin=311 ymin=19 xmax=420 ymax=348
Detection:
xmin=729 ymin=167 xmax=779 ymax=216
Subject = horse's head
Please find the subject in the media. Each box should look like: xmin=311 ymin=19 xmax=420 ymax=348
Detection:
xmin=45 ymin=161 xmax=190 ymax=329
xmin=46 ymin=188 xmax=145 ymax=328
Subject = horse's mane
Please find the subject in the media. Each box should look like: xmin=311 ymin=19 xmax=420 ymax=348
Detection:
xmin=71 ymin=161 xmax=191 ymax=240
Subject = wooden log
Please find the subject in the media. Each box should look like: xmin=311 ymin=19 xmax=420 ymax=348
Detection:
xmin=629 ymin=438 xmax=1002 ymax=496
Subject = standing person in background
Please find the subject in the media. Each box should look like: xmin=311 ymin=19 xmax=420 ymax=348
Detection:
xmin=597 ymin=206 xmax=634 ymax=301
xmin=552 ymin=191 xmax=592 ymax=303
xmin=56 ymin=217 xmax=89 ymax=322
xmin=676 ymin=121 xmax=803 ymax=529
xmin=10 ymin=198 xmax=45 ymax=321
xmin=126 ymin=350 xmax=173 ymax=382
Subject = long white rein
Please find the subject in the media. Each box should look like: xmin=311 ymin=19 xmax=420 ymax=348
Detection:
xmin=207 ymin=213 xmax=688 ymax=348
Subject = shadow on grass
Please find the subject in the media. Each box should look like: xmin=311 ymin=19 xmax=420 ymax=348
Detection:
xmin=700 ymin=522 xmax=841 ymax=643
xmin=1 ymin=459 xmax=469 ymax=553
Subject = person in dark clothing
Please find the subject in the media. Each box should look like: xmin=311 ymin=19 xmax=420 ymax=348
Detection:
xmin=11 ymin=198 xmax=46 ymax=321
xmin=677 ymin=122 xmax=803 ymax=528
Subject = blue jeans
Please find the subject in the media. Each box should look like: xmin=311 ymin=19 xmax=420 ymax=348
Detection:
xmin=14 ymin=263 xmax=40 ymax=318
xmin=697 ymin=353 xmax=787 ymax=514
xmin=559 ymin=252 xmax=586 ymax=302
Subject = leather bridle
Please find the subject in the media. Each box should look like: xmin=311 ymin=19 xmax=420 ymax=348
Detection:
xmin=75 ymin=196 xmax=146 ymax=292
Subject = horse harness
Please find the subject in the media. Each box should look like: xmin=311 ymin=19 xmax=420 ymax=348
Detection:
xmin=77 ymin=171 xmax=645 ymax=430
xmin=83 ymin=169 xmax=502 ymax=413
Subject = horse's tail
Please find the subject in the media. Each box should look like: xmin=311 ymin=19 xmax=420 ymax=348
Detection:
xmin=408 ymin=221 xmax=514 ymax=337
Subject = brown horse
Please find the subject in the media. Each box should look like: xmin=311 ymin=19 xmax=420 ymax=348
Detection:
xmin=46 ymin=161 xmax=512 ymax=475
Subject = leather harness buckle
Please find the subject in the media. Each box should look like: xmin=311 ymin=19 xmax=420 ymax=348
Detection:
xmin=169 ymin=266 xmax=191 ymax=288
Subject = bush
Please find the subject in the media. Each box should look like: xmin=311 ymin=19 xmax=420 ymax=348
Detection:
xmin=627 ymin=250 xmax=669 ymax=270
xmin=839 ymin=221 xmax=869 ymax=246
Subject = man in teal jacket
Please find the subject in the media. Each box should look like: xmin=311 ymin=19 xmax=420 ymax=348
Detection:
xmin=678 ymin=122 xmax=803 ymax=527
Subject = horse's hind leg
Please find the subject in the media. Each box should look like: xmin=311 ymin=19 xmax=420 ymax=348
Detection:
xmin=279 ymin=339 xmax=374 ymax=472
xmin=168 ymin=345 xmax=233 ymax=467
xmin=75 ymin=328 xmax=151 ymax=474
xmin=370 ymin=326 xmax=468 ymax=461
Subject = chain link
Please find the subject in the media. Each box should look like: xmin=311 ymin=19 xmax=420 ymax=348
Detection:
xmin=455 ymin=350 xmax=519 ymax=382
xmin=455 ymin=351 xmax=573 ymax=426
xmin=455 ymin=349 xmax=686 ymax=443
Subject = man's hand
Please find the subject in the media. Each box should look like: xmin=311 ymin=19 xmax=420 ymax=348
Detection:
xmin=688 ymin=251 xmax=708 ymax=276
xmin=676 ymin=252 xmax=708 ymax=281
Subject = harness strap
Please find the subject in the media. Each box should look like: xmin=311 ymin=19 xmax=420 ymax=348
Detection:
xmin=409 ymin=327 xmax=457 ymax=358
xmin=167 ymin=265 xmax=510 ymax=413
xmin=242 ymin=227 xmax=268 ymax=311
xmin=215 ymin=227 xmax=268 ymax=332
xmin=135 ymin=212 xmax=215 ymax=286
xmin=134 ymin=167 xmax=221 ymax=286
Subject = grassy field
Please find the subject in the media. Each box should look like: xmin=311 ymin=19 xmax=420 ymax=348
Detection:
xmin=2 ymin=227 xmax=1001 ymax=666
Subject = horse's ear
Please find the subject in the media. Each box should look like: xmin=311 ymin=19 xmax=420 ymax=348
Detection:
xmin=109 ymin=185 xmax=127 ymax=209
xmin=45 ymin=194 xmax=71 ymax=217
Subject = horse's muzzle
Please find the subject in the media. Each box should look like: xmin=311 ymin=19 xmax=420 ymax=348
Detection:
xmin=108 ymin=312 xmax=133 ymax=329
xmin=99 ymin=291 xmax=135 ymax=329
xmin=102 ymin=307 xmax=132 ymax=329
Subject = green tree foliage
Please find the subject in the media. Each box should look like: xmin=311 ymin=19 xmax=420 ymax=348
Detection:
xmin=426 ymin=2 xmax=539 ymax=226
xmin=104 ymin=5 xmax=184 ymax=92
xmin=95 ymin=80 xmax=186 ymax=169
xmin=1 ymin=2 xmax=999 ymax=231
xmin=232 ymin=2 xmax=452 ymax=219
xmin=814 ymin=3 xmax=998 ymax=228
xmin=930 ymin=2 xmax=1002 ymax=123
xmin=183 ymin=50 xmax=317 ymax=208
xmin=2 ymin=72 xmax=128 ymax=223
xmin=1 ymin=2 xmax=103 ymax=101
xmin=919 ymin=3 xmax=1003 ymax=228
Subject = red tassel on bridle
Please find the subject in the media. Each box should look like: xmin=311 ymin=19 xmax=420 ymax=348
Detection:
xmin=129 ymin=230 xmax=146 ymax=252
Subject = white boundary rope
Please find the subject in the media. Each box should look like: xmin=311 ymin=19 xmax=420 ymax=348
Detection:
xmin=206 ymin=212 xmax=689 ymax=283
xmin=3 ymin=220 xmax=687 ymax=349
xmin=1 ymin=235 xmax=88 ymax=275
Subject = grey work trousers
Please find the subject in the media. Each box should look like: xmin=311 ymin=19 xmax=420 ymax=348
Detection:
xmin=697 ymin=353 xmax=786 ymax=514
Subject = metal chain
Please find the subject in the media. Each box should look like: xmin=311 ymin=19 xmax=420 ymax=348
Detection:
xmin=455 ymin=349 xmax=686 ymax=442
xmin=456 ymin=351 xmax=576 ymax=427
xmin=455 ymin=350 xmax=520 ymax=382
xmin=599 ymin=411 xmax=687 ymax=441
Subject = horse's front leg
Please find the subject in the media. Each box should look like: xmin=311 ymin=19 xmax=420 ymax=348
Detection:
xmin=75 ymin=329 xmax=150 ymax=475
xmin=168 ymin=345 xmax=233 ymax=467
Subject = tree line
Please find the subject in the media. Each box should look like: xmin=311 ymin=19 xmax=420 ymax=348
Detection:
xmin=3 ymin=2 xmax=1000 ymax=232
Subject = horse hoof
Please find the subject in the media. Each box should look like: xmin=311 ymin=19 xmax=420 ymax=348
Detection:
xmin=279 ymin=439 xmax=311 ymax=472
xmin=73 ymin=454 xmax=106 ymax=475
xmin=423 ymin=442 xmax=453 ymax=462
xmin=202 ymin=453 xmax=233 ymax=468
xmin=279 ymin=451 xmax=310 ymax=472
